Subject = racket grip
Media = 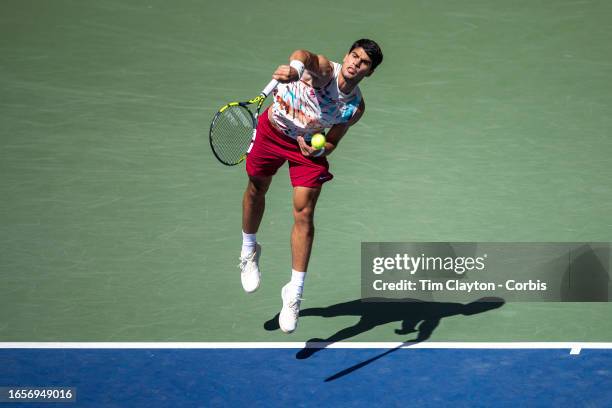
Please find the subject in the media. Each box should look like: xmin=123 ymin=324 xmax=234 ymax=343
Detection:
xmin=261 ymin=79 xmax=279 ymax=97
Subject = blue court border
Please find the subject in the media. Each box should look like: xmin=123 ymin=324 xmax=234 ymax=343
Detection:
xmin=1 ymin=346 xmax=611 ymax=407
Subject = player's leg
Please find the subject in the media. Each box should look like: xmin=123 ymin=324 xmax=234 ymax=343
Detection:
xmin=291 ymin=185 xmax=321 ymax=272
xmin=240 ymin=106 xmax=287 ymax=293
xmin=240 ymin=110 xmax=282 ymax=293
xmin=277 ymin=145 xmax=333 ymax=332
xmin=279 ymin=185 xmax=321 ymax=333
xmin=242 ymin=175 xmax=272 ymax=235
xmin=238 ymin=175 xmax=272 ymax=293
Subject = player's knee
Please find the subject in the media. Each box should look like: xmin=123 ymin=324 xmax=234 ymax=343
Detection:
xmin=293 ymin=206 xmax=315 ymax=226
xmin=247 ymin=177 xmax=270 ymax=197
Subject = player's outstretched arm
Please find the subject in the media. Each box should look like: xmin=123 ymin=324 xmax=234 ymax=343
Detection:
xmin=272 ymin=50 xmax=333 ymax=87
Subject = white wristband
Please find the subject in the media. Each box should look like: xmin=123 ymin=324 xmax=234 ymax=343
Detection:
xmin=312 ymin=147 xmax=326 ymax=157
xmin=289 ymin=59 xmax=305 ymax=79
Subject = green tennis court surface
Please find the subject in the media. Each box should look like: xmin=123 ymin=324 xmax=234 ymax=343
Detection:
xmin=1 ymin=0 xmax=611 ymax=344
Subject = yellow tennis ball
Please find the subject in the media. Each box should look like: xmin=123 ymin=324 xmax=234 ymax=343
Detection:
xmin=310 ymin=133 xmax=326 ymax=149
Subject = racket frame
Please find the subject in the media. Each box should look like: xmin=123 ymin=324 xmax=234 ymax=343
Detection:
xmin=209 ymin=79 xmax=278 ymax=166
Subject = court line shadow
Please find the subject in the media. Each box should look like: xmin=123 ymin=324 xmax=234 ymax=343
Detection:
xmin=264 ymin=297 xmax=504 ymax=381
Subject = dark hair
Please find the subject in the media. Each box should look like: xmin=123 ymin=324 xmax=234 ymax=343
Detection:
xmin=349 ymin=38 xmax=383 ymax=71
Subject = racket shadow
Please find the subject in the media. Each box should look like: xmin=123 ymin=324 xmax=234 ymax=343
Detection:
xmin=324 ymin=339 xmax=419 ymax=382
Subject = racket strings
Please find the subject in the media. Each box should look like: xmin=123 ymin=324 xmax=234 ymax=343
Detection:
xmin=210 ymin=105 xmax=255 ymax=165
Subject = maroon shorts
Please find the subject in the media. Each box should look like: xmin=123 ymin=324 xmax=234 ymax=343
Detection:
xmin=246 ymin=108 xmax=334 ymax=188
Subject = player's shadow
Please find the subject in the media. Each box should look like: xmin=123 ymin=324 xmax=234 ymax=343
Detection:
xmin=264 ymin=297 xmax=504 ymax=360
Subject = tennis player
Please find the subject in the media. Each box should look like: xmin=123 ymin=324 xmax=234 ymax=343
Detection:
xmin=239 ymin=39 xmax=383 ymax=333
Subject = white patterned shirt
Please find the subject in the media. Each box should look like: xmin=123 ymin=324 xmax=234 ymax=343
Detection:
xmin=270 ymin=62 xmax=362 ymax=140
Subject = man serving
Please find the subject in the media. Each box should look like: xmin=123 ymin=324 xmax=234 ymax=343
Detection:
xmin=239 ymin=39 xmax=383 ymax=333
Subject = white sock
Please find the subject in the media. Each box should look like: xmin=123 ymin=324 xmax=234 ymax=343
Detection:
xmin=290 ymin=269 xmax=306 ymax=294
xmin=241 ymin=231 xmax=257 ymax=258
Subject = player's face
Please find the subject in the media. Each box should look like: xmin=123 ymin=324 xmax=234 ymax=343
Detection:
xmin=342 ymin=47 xmax=374 ymax=82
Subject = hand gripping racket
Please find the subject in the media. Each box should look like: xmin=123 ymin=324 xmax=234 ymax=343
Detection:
xmin=209 ymin=79 xmax=278 ymax=166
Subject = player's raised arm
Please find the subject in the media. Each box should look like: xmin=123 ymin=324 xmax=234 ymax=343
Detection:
xmin=272 ymin=50 xmax=333 ymax=87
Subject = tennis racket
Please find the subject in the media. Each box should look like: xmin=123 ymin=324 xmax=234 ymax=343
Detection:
xmin=209 ymin=79 xmax=278 ymax=166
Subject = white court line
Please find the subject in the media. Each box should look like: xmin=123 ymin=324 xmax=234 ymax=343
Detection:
xmin=570 ymin=347 xmax=582 ymax=355
xmin=0 ymin=342 xmax=610 ymax=355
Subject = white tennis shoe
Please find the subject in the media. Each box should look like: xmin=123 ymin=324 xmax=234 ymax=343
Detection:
xmin=279 ymin=283 xmax=302 ymax=333
xmin=239 ymin=244 xmax=261 ymax=293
